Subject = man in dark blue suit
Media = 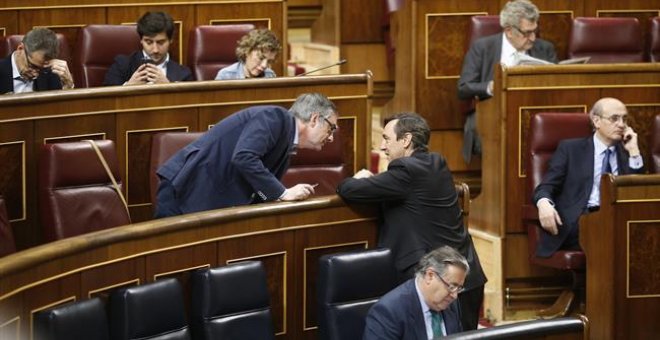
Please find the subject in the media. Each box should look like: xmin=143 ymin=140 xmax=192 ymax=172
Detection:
xmin=155 ymin=92 xmax=338 ymax=217
xmin=363 ymin=246 xmax=467 ymax=339
xmin=458 ymin=0 xmax=557 ymax=163
xmin=103 ymin=11 xmax=192 ymax=86
xmin=533 ymin=98 xmax=644 ymax=257
xmin=1 ymin=28 xmax=74 ymax=94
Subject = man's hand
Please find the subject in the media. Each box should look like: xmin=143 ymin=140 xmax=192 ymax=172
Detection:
xmin=126 ymin=64 xmax=150 ymax=85
xmin=45 ymin=59 xmax=74 ymax=89
xmin=280 ymin=184 xmax=317 ymax=201
xmin=353 ymin=169 xmax=374 ymax=179
xmin=537 ymin=199 xmax=562 ymax=235
xmin=622 ymin=126 xmax=640 ymax=156
xmin=144 ymin=64 xmax=170 ymax=84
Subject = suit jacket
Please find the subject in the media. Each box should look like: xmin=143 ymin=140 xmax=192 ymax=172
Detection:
xmin=532 ymin=136 xmax=643 ymax=257
xmin=0 ymin=54 xmax=63 ymax=94
xmin=363 ymin=279 xmax=462 ymax=340
xmin=337 ymin=152 xmax=487 ymax=291
xmin=103 ymin=51 xmax=193 ymax=86
xmin=156 ymin=105 xmax=295 ymax=215
xmin=458 ymin=33 xmax=557 ymax=101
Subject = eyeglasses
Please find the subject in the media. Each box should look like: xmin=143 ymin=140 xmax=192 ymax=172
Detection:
xmin=430 ymin=270 xmax=464 ymax=294
xmin=23 ymin=48 xmax=45 ymax=71
xmin=512 ymin=25 xmax=539 ymax=38
xmin=598 ymin=114 xmax=628 ymax=124
xmin=323 ymin=117 xmax=338 ymax=134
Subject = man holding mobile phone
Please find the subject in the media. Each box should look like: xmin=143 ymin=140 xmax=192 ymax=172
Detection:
xmin=103 ymin=11 xmax=192 ymax=86
xmin=533 ymin=97 xmax=644 ymax=258
xmin=1 ymin=28 xmax=74 ymax=94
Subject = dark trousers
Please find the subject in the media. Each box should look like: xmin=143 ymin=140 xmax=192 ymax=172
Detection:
xmin=458 ymin=285 xmax=484 ymax=331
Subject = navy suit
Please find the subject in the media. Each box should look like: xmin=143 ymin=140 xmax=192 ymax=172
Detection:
xmin=155 ymin=105 xmax=296 ymax=217
xmin=1 ymin=54 xmax=63 ymax=94
xmin=103 ymin=51 xmax=192 ymax=85
xmin=532 ymin=136 xmax=643 ymax=257
xmin=363 ymin=279 xmax=462 ymax=340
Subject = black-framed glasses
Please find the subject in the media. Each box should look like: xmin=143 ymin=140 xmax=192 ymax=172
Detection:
xmin=23 ymin=48 xmax=44 ymax=71
xmin=598 ymin=114 xmax=628 ymax=125
xmin=430 ymin=269 xmax=464 ymax=294
xmin=512 ymin=25 xmax=539 ymax=38
xmin=323 ymin=117 xmax=338 ymax=134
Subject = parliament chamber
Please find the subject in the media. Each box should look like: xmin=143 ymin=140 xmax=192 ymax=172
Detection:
xmin=1 ymin=0 xmax=660 ymax=339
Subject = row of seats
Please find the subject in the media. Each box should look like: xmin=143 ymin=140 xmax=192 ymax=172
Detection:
xmin=32 ymin=248 xmax=397 ymax=340
xmin=0 ymin=24 xmax=258 ymax=88
xmin=0 ymin=129 xmax=349 ymax=255
xmin=468 ymin=16 xmax=660 ymax=63
xmin=34 ymin=260 xmax=273 ymax=340
xmin=34 ymin=248 xmax=588 ymax=339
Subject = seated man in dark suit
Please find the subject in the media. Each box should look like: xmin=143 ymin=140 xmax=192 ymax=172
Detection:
xmin=533 ymin=97 xmax=644 ymax=257
xmin=1 ymin=28 xmax=74 ymax=94
xmin=103 ymin=11 xmax=192 ymax=86
xmin=363 ymin=246 xmax=467 ymax=339
xmin=155 ymin=92 xmax=338 ymax=217
xmin=457 ymin=0 xmax=557 ymax=163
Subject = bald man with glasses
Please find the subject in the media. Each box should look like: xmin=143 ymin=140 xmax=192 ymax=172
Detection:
xmin=533 ymin=97 xmax=644 ymax=257
xmin=363 ymin=246 xmax=468 ymax=339
xmin=1 ymin=28 xmax=74 ymax=94
xmin=457 ymin=0 xmax=557 ymax=163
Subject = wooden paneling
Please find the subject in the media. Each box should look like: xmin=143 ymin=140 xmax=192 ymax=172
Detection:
xmin=581 ymin=175 xmax=660 ymax=339
xmin=0 ymin=196 xmax=379 ymax=340
xmin=0 ymin=74 xmax=373 ymax=250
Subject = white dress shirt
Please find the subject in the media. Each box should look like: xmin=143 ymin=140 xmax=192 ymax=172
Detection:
xmin=11 ymin=52 xmax=34 ymax=94
xmin=415 ymin=278 xmax=446 ymax=339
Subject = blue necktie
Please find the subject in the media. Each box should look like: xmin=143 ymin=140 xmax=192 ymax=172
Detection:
xmin=602 ymin=148 xmax=612 ymax=174
xmin=431 ymin=310 xmax=443 ymax=338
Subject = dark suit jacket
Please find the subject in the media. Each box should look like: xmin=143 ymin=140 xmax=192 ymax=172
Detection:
xmin=103 ymin=51 xmax=193 ymax=86
xmin=337 ymin=152 xmax=487 ymax=292
xmin=363 ymin=279 xmax=462 ymax=340
xmin=156 ymin=105 xmax=295 ymax=215
xmin=458 ymin=33 xmax=557 ymax=101
xmin=532 ymin=136 xmax=643 ymax=257
xmin=1 ymin=54 xmax=63 ymax=94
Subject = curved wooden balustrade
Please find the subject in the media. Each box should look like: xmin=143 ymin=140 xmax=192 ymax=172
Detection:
xmin=0 ymin=195 xmax=379 ymax=339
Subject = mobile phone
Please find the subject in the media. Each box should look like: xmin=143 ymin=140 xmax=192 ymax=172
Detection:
xmin=141 ymin=57 xmax=156 ymax=65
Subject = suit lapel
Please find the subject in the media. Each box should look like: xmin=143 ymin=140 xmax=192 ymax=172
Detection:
xmin=0 ymin=56 xmax=14 ymax=94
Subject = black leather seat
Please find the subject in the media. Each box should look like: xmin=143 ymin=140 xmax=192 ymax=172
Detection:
xmin=34 ymin=297 xmax=109 ymax=340
xmin=191 ymin=261 xmax=275 ymax=340
xmin=109 ymin=278 xmax=191 ymax=340
xmin=317 ymin=248 xmax=398 ymax=340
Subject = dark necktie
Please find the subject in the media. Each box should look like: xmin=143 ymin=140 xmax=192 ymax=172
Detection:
xmin=602 ymin=148 xmax=612 ymax=174
xmin=431 ymin=310 xmax=443 ymax=338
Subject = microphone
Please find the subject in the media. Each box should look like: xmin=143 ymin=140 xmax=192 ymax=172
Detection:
xmin=296 ymin=59 xmax=347 ymax=76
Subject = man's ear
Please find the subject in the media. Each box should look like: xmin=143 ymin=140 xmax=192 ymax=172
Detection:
xmin=309 ymin=112 xmax=320 ymax=127
xmin=403 ymin=132 xmax=413 ymax=148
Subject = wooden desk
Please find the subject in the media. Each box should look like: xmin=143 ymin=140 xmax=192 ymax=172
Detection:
xmin=0 ymin=74 xmax=373 ymax=249
xmin=473 ymin=63 xmax=660 ymax=318
xmin=581 ymin=174 xmax=660 ymax=340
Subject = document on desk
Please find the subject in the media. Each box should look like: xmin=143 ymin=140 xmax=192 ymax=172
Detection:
xmin=515 ymin=54 xmax=591 ymax=65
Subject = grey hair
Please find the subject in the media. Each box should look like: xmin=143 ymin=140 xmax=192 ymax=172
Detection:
xmin=415 ymin=246 xmax=470 ymax=279
xmin=22 ymin=28 xmax=59 ymax=60
xmin=500 ymin=0 xmax=540 ymax=28
xmin=289 ymin=93 xmax=337 ymax=122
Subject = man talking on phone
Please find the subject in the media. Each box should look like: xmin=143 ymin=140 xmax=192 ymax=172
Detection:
xmin=533 ymin=97 xmax=644 ymax=258
xmin=103 ymin=11 xmax=192 ymax=86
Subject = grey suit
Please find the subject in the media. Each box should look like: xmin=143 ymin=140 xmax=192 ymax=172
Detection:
xmin=458 ymin=33 xmax=557 ymax=162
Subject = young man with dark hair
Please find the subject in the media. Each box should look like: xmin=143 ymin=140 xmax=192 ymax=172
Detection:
xmin=1 ymin=28 xmax=74 ymax=94
xmin=103 ymin=11 xmax=192 ymax=86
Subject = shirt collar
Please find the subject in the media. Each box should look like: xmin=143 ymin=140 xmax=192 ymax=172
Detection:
xmin=11 ymin=52 xmax=23 ymax=80
xmin=593 ymin=135 xmax=613 ymax=154
xmin=414 ymin=277 xmax=431 ymax=315
xmin=292 ymin=116 xmax=299 ymax=147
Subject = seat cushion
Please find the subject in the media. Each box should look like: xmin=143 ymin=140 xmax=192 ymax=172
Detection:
xmin=34 ymin=297 xmax=109 ymax=340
